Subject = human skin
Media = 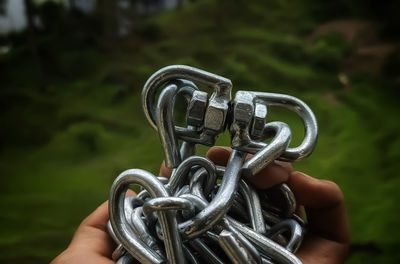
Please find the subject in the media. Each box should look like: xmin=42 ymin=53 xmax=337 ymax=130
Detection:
xmin=52 ymin=146 xmax=350 ymax=264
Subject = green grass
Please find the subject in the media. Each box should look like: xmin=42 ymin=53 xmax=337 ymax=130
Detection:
xmin=1 ymin=0 xmax=400 ymax=263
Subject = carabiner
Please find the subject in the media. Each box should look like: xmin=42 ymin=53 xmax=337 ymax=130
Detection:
xmin=109 ymin=169 xmax=185 ymax=264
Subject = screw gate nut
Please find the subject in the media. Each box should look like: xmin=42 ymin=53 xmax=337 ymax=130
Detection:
xmin=232 ymin=91 xmax=254 ymax=124
xmin=230 ymin=91 xmax=254 ymax=148
xmin=204 ymin=93 xmax=229 ymax=133
xmin=186 ymin=90 xmax=208 ymax=127
xmin=251 ymin=102 xmax=267 ymax=139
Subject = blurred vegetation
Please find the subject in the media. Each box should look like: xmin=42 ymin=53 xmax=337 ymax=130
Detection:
xmin=1 ymin=0 xmax=400 ymax=263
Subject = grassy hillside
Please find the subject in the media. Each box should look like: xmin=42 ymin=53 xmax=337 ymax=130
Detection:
xmin=1 ymin=1 xmax=400 ymax=263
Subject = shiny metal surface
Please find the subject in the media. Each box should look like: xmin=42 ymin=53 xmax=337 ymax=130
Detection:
xmin=179 ymin=150 xmax=246 ymax=239
xmin=251 ymin=102 xmax=267 ymax=139
xmin=109 ymin=169 xmax=185 ymax=264
xmin=249 ymin=91 xmax=318 ymax=162
xmin=219 ymin=230 xmax=262 ymax=264
xmin=239 ymin=121 xmax=292 ymax=177
xmin=142 ymin=65 xmax=232 ymax=131
xmin=116 ymin=254 xmax=137 ymax=264
xmin=105 ymin=65 xmax=320 ymax=264
xmin=238 ymin=180 xmax=266 ymax=234
xmin=130 ymin=207 xmax=164 ymax=258
xmin=187 ymin=90 xmax=208 ymax=127
xmin=156 ymin=84 xmax=181 ymax=168
xmin=189 ymin=239 xmax=225 ymax=264
xmin=229 ymin=218 xmax=303 ymax=264
xmin=166 ymin=156 xmax=216 ymax=195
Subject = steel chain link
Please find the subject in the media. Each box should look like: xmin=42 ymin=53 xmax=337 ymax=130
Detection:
xmin=106 ymin=65 xmax=318 ymax=264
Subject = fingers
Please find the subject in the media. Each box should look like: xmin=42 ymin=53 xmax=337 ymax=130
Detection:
xmin=296 ymin=235 xmax=349 ymax=264
xmin=206 ymin=146 xmax=232 ymax=166
xmin=79 ymin=189 xmax=136 ymax=231
xmin=245 ymin=162 xmax=292 ymax=189
xmin=80 ymin=201 xmax=110 ymax=231
xmin=69 ymin=190 xmax=136 ymax=258
xmin=205 ymin=149 xmax=350 ymax=261
xmin=70 ymin=201 xmax=115 ymax=258
xmin=288 ymin=171 xmax=350 ymax=244
xmin=288 ymin=171 xmax=350 ymax=263
xmin=159 ymin=160 xmax=173 ymax=178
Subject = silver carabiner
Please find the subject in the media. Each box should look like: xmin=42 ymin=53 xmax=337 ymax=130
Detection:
xmin=142 ymin=65 xmax=232 ymax=146
xmin=156 ymin=82 xmax=199 ymax=168
xmin=142 ymin=65 xmax=232 ymax=131
xmin=248 ymin=91 xmax=318 ymax=162
xmin=156 ymin=83 xmax=181 ymax=168
xmin=243 ymin=121 xmax=292 ymax=178
xmin=229 ymin=91 xmax=293 ymax=177
xmin=109 ymin=169 xmax=185 ymax=264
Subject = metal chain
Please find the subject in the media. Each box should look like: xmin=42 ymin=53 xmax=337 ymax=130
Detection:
xmin=106 ymin=65 xmax=318 ymax=264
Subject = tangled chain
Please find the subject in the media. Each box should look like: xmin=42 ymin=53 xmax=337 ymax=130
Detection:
xmin=106 ymin=65 xmax=318 ymax=264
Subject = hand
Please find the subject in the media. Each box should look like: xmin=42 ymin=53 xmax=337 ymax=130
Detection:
xmin=162 ymin=146 xmax=348 ymax=264
xmin=54 ymin=146 xmax=350 ymax=264
xmin=51 ymin=190 xmax=135 ymax=264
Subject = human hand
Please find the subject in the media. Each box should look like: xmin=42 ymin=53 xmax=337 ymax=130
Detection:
xmin=51 ymin=190 xmax=135 ymax=264
xmin=54 ymin=146 xmax=349 ymax=264
xmin=51 ymin=201 xmax=115 ymax=264
xmin=166 ymin=146 xmax=348 ymax=264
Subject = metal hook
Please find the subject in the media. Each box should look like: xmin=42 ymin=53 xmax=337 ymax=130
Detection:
xmin=179 ymin=150 xmax=246 ymax=239
xmin=156 ymin=84 xmax=181 ymax=168
xmin=156 ymin=82 xmax=200 ymax=168
xmin=248 ymin=91 xmax=318 ymax=162
xmin=142 ymin=65 xmax=232 ymax=131
xmin=109 ymin=169 xmax=185 ymax=264
xmin=143 ymin=65 xmax=232 ymax=146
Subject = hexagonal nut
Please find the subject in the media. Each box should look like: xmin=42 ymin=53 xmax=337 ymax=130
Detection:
xmin=232 ymin=91 xmax=254 ymax=125
xmin=251 ymin=102 xmax=267 ymax=138
xmin=204 ymin=95 xmax=229 ymax=132
xmin=230 ymin=91 xmax=254 ymax=148
xmin=186 ymin=90 xmax=208 ymax=127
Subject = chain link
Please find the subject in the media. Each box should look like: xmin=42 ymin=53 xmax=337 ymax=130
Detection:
xmin=107 ymin=65 xmax=318 ymax=264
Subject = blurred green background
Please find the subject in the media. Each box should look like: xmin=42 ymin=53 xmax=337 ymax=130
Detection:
xmin=1 ymin=0 xmax=400 ymax=263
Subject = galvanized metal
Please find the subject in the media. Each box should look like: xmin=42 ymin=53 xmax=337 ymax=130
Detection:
xmin=105 ymin=65 xmax=320 ymax=264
